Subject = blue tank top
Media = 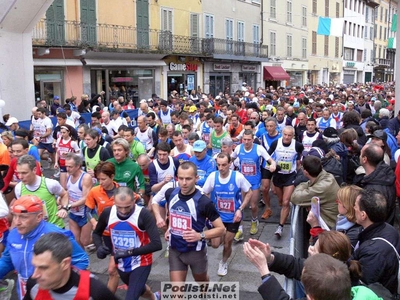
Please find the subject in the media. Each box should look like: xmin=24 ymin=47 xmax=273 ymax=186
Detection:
xmin=168 ymin=188 xmax=206 ymax=253
xmin=261 ymin=132 xmax=281 ymax=168
xmin=319 ymin=117 xmax=332 ymax=131
xmin=237 ymin=144 xmax=261 ymax=185
xmin=211 ymin=171 xmax=241 ymax=223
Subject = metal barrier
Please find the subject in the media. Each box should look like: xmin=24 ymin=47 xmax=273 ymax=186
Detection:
xmin=284 ymin=205 xmax=308 ymax=298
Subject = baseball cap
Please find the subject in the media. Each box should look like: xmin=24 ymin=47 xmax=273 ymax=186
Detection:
xmin=189 ymin=106 xmax=197 ymax=113
xmin=372 ymin=130 xmax=387 ymax=141
xmin=53 ymin=96 xmax=60 ymax=100
xmin=265 ymin=105 xmax=273 ymax=111
xmin=293 ymin=102 xmax=300 ymax=108
xmin=192 ymin=140 xmax=207 ymax=152
xmin=323 ymin=127 xmax=338 ymax=138
xmin=5 ymin=117 xmax=18 ymax=127
xmin=302 ymin=147 xmax=325 ymax=159
xmin=140 ymin=99 xmax=147 ymax=104
xmin=12 ymin=195 xmax=43 ymax=213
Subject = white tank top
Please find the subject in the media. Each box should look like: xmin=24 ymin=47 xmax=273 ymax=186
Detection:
xmin=135 ymin=127 xmax=153 ymax=150
xmin=153 ymin=156 xmax=176 ymax=182
xmin=302 ymin=132 xmax=319 ymax=152
xmin=275 ymin=138 xmax=297 ymax=174
xmin=66 ymin=172 xmax=86 ymax=216
xmin=160 ymin=108 xmax=172 ymax=125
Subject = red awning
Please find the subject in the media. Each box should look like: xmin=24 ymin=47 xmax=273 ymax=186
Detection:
xmin=263 ymin=66 xmax=290 ymax=81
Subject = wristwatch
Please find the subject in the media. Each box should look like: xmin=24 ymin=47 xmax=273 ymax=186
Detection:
xmin=60 ymin=204 xmax=71 ymax=212
xmin=200 ymin=231 xmax=206 ymax=241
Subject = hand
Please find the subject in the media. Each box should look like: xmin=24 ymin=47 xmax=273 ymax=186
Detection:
xmin=182 ymin=229 xmax=200 ymax=242
xmin=91 ymin=220 xmax=98 ymax=230
xmin=243 ymin=242 xmax=269 ymax=275
xmin=164 ymin=175 xmax=173 ymax=184
xmin=54 ymin=163 xmax=58 ymax=169
xmin=269 ymin=162 xmax=276 ymax=173
xmin=306 ymin=211 xmax=320 ymax=228
xmin=156 ymin=216 xmax=166 ymax=229
xmin=233 ymin=210 xmax=242 ymax=223
xmin=248 ymin=239 xmax=272 ymax=263
xmin=164 ymin=229 xmax=170 ymax=241
xmin=308 ymin=245 xmax=317 ymax=257
xmin=97 ymin=245 xmax=111 ymax=259
xmin=56 ymin=208 xmax=67 ymax=218
xmin=87 ymin=169 xmax=95 ymax=178
xmin=114 ymin=249 xmax=133 ymax=260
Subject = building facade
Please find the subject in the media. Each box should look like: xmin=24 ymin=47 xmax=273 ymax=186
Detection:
xmin=263 ymin=0 xmax=309 ymax=88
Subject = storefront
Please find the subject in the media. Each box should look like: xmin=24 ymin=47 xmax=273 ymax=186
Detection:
xmin=262 ymin=65 xmax=290 ymax=89
xmin=163 ymin=57 xmax=203 ymax=98
xmin=34 ymin=68 xmax=64 ymax=104
xmin=343 ymin=69 xmax=356 ymax=84
xmin=286 ymin=71 xmax=304 ymax=87
xmin=204 ymin=62 xmax=260 ymax=96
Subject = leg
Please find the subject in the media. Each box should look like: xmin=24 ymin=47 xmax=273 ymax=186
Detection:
xmin=120 ymin=265 xmax=152 ymax=300
xmin=250 ymin=188 xmax=260 ymax=219
xmin=280 ymin=185 xmax=295 ymax=225
xmin=107 ymin=256 xmax=120 ymax=293
xmin=170 ymin=270 xmax=188 ymax=282
xmin=261 ymin=179 xmax=271 ymax=208
xmin=80 ymin=221 xmax=93 ymax=247
xmin=210 ymin=235 xmax=223 ymax=249
xmin=68 ymin=218 xmax=82 ymax=247
xmin=59 ymin=172 xmax=67 ymax=189
xmin=222 ymin=231 xmax=235 ymax=262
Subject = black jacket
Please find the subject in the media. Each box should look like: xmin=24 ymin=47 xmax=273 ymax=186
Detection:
xmin=352 ymin=222 xmax=400 ymax=295
xmin=354 ymin=161 xmax=396 ymax=225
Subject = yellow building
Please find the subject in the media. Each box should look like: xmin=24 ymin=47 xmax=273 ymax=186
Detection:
xmin=308 ymin=0 xmax=343 ymax=85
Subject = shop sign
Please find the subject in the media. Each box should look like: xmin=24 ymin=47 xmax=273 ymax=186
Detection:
xmin=242 ymin=65 xmax=257 ymax=72
xmin=169 ymin=62 xmax=198 ymax=72
xmin=214 ymin=64 xmax=231 ymax=71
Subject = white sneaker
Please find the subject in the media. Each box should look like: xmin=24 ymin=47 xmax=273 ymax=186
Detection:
xmin=217 ymin=260 xmax=228 ymax=276
xmin=275 ymin=225 xmax=283 ymax=238
xmin=53 ymin=170 xmax=60 ymax=178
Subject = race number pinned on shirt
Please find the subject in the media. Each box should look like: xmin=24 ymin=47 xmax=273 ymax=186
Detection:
xmin=217 ymin=198 xmax=235 ymax=213
xmin=241 ymin=159 xmax=257 ymax=176
xmin=17 ymin=275 xmax=27 ymax=300
xmin=170 ymin=210 xmax=192 ymax=236
xmin=278 ymin=161 xmax=292 ymax=174
xmin=111 ymin=230 xmax=138 ymax=250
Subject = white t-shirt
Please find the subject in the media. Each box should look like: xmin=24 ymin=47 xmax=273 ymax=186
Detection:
xmin=15 ymin=176 xmax=64 ymax=199
xmin=32 ymin=117 xmax=53 ymax=144
xmin=102 ymin=121 xmax=118 ymax=137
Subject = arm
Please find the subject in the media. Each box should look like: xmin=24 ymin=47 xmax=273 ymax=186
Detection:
xmin=290 ymin=182 xmax=312 ymax=206
xmin=152 ymin=185 xmax=173 ymax=228
xmin=258 ymin=146 xmax=276 ymax=172
xmin=92 ymin=208 xmax=110 ymax=248
xmin=0 ymin=246 xmax=14 ymax=278
xmin=197 ymin=159 xmax=216 ymax=187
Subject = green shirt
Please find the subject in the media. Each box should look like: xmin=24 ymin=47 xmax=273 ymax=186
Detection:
xmin=211 ymin=131 xmax=228 ymax=156
xmin=129 ymin=140 xmax=146 ymax=161
xmin=107 ymin=157 xmax=145 ymax=192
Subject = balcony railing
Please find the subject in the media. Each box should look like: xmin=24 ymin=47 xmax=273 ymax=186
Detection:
xmin=32 ymin=20 xmax=268 ymax=58
xmin=374 ymin=58 xmax=391 ymax=67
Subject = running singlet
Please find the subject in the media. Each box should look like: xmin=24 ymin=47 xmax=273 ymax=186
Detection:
xmin=211 ymin=171 xmax=241 ymax=223
xmin=237 ymin=144 xmax=261 ymax=185
xmin=274 ymin=138 xmax=297 ymax=174
xmin=108 ymin=205 xmax=152 ymax=272
xmin=211 ymin=131 xmax=228 ymax=156
xmin=67 ymin=172 xmax=86 ymax=217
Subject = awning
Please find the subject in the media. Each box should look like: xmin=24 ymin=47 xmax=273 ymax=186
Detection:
xmin=263 ymin=66 xmax=290 ymax=81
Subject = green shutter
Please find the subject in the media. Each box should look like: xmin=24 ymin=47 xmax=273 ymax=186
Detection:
xmin=81 ymin=0 xmax=97 ymax=46
xmin=46 ymin=0 xmax=65 ymax=46
xmin=137 ymin=0 xmax=149 ymax=49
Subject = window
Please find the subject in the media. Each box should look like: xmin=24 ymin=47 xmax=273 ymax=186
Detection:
xmin=385 ymin=8 xmax=388 ymax=22
xmin=270 ymin=31 xmax=276 ymax=56
xmin=354 ymin=0 xmax=358 ymax=13
xmin=161 ymin=8 xmax=173 ymax=32
xmin=370 ymin=26 xmax=373 ymax=40
xmin=324 ymin=36 xmax=329 ymax=56
xmin=374 ymin=8 xmax=378 ymax=21
xmin=378 ymin=45 xmax=381 ymax=58
xmin=270 ymin=0 xmax=276 ymax=19
xmin=237 ymin=21 xmax=245 ymax=42
xmin=365 ymin=26 xmax=368 ymax=38
xmin=371 ymin=49 xmax=374 ymax=62
xmin=357 ymin=25 xmax=360 ymax=37
xmin=336 ymin=2 xmax=340 ymax=18
xmin=345 ymin=0 xmax=347 ymax=9
xmin=379 ymin=25 xmax=382 ymax=40
xmin=335 ymin=37 xmax=339 ymax=58
xmin=366 ymin=7 xmax=369 ymax=23
xmin=302 ymin=37 xmax=307 ymax=59
xmin=357 ymin=49 xmax=363 ymax=62
xmin=364 ymin=48 xmax=367 ymax=61
xmin=344 ymin=47 xmax=354 ymax=60
xmin=380 ymin=7 xmax=383 ymax=22
xmin=312 ymin=0 xmax=317 ymax=14
xmin=302 ymin=6 xmax=307 ymax=27
xmin=312 ymin=31 xmax=317 ymax=55
xmin=287 ymin=34 xmax=292 ymax=57
xmin=190 ymin=14 xmax=199 ymax=39
xmin=325 ymin=0 xmax=329 ymax=17
xmin=253 ymin=25 xmax=260 ymax=44
xmin=225 ymin=19 xmax=233 ymax=52
xmin=205 ymin=14 xmax=214 ymax=38
xmin=287 ymin=1 xmax=292 ymax=23
xmin=374 ymin=24 xmax=377 ymax=38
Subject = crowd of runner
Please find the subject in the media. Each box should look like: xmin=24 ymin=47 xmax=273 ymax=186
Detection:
xmin=0 ymin=82 xmax=398 ymax=299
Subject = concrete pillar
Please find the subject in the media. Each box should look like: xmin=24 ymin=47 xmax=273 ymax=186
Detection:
xmin=0 ymin=0 xmax=54 ymax=120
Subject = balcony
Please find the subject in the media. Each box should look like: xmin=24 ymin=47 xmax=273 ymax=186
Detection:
xmin=32 ymin=19 xmax=268 ymax=59
xmin=365 ymin=0 xmax=379 ymax=8
xmin=374 ymin=58 xmax=391 ymax=68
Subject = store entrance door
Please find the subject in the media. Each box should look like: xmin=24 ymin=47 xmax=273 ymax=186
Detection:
xmin=40 ymin=80 xmax=62 ymax=106
xmin=209 ymin=74 xmax=231 ymax=96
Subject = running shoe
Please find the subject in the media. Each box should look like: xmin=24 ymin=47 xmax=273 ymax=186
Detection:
xmin=217 ymin=260 xmax=228 ymax=276
xmin=250 ymin=219 xmax=259 ymax=235
xmin=234 ymin=230 xmax=244 ymax=242
xmin=275 ymin=225 xmax=283 ymax=238
xmin=261 ymin=208 xmax=273 ymax=220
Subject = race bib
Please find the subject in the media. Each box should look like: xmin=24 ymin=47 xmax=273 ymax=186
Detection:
xmin=111 ymin=230 xmax=138 ymax=250
xmin=217 ymin=198 xmax=235 ymax=213
xmin=241 ymin=162 xmax=256 ymax=176
xmin=278 ymin=161 xmax=292 ymax=173
xmin=118 ymin=182 xmax=127 ymax=187
xmin=203 ymin=134 xmax=210 ymax=143
xmin=170 ymin=210 xmax=192 ymax=236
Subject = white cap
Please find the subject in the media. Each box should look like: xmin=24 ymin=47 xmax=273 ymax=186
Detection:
xmin=5 ymin=117 xmax=18 ymax=127
xmin=244 ymin=92 xmax=250 ymax=97
xmin=140 ymin=99 xmax=147 ymax=104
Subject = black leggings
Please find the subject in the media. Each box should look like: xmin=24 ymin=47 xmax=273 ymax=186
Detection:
xmin=118 ymin=264 xmax=152 ymax=300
